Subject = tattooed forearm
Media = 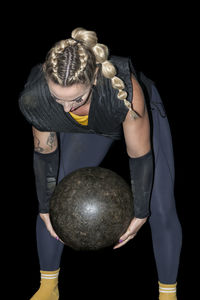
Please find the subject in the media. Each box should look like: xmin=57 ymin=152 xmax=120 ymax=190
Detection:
xmin=32 ymin=127 xmax=57 ymax=153
xmin=33 ymin=131 xmax=45 ymax=153
xmin=46 ymin=132 xmax=56 ymax=150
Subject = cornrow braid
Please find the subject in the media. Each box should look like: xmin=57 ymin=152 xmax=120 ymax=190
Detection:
xmin=71 ymin=43 xmax=88 ymax=81
xmin=44 ymin=38 xmax=77 ymax=85
xmin=43 ymin=37 xmax=96 ymax=86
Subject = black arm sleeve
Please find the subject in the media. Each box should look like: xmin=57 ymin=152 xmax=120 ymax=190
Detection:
xmin=33 ymin=148 xmax=59 ymax=213
xmin=129 ymin=149 xmax=154 ymax=219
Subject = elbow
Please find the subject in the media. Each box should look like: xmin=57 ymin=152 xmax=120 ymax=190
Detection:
xmin=127 ymin=145 xmax=152 ymax=159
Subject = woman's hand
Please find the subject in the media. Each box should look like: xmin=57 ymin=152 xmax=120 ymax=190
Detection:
xmin=113 ymin=217 xmax=148 ymax=249
xmin=39 ymin=213 xmax=64 ymax=243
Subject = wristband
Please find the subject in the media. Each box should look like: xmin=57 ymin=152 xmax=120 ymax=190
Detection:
xmin=129 ymin=149 xmax=154 ymax=218
xmin=33 ymin=148 xmax=59 ymax=213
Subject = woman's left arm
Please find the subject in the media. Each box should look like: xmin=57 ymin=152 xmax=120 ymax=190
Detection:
xmin=113 ymin=74 xmax=153 ymax=249
xmin=123 ymin=74 xmax=151 ymax=157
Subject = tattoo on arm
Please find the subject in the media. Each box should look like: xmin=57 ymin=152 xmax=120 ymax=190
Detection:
xmin=46 ymin=133 xmax=56 ymax=150
xmin=32 ymin=127 xmax=57 ymax=153
xmin=33 ymin=132 xmax=45 ymax=153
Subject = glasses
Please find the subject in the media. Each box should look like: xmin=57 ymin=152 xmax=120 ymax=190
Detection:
xmin=51 ymin=85 xmax=94 ymax=106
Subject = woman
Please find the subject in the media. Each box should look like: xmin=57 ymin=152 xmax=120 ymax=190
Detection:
xmin=19 ymin=27 xmax=182 ymax=300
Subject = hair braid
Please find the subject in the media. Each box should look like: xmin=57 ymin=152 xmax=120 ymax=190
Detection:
xmin=71 ymin=43 xmax=88 ymax=81
xmin=92 ymin=44 xmax=140 ymax=119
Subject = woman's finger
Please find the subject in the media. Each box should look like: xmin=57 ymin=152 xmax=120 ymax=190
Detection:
xmin=49 ymin=229 xmax=58 ymax=239
xmin=119 ymin=227 xmax=134 ymax=242
xmin=49 ymin=229 xmax=64 ymax=243
xmin=113 ymin=233 xmax=137 ymax=249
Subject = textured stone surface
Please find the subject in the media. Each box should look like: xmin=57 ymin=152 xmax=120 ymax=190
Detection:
xmin=50 ymin=167 xmax=134 ymax=251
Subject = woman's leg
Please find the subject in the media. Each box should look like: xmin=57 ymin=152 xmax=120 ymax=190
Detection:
xmin=36 ymin=215 xmax=64 ymax=271
xmin=148 ymin=84 xmax=183 ymax=284
xmin=36 ymin=132 xmax=114 ymax=271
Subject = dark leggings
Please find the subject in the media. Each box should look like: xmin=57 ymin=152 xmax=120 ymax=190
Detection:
xmin=36 ymin=84 xmax=182 ymax=284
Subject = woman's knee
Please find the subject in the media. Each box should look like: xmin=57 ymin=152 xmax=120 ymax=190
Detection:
xmin=149 ymin=206 xmax=180 ymax=231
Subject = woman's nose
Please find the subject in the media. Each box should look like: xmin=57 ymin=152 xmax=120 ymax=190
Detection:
xmin=63 ymin=103 xmax=71 ymax=112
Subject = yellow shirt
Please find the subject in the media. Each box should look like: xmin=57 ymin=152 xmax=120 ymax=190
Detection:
xmin=69 ymin=112 xmax=88 ymax=126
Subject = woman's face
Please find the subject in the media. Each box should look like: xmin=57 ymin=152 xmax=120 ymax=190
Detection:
xmin=47 ymin=79 xmax=92 ymax=112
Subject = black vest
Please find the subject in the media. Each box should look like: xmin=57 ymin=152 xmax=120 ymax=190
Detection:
xmin=18 ymin=55 xmax=153 ymax=140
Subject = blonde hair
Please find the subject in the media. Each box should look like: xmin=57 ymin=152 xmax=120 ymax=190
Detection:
xmin=43 ymin=27 xmax=140 ymax=119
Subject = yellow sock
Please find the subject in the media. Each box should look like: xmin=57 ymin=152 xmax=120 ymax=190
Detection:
xmin=158 ymin=281 xmax=177 ymax=300
xmin=30 ymin=269 xmax=60 ymax=300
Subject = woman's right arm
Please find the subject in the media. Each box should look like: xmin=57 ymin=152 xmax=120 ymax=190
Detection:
xmin=32 ymin=126 xmax=59 ymax=214
xmin=32 ymin=126 xmax=63 ymax=240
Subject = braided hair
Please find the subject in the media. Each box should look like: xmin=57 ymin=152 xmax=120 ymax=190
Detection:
xmin=43 ymin=27 xmax=140 ymax=119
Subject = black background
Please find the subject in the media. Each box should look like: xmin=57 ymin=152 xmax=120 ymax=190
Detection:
xmin=5 ymin=2 xmax=197 ymax=299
